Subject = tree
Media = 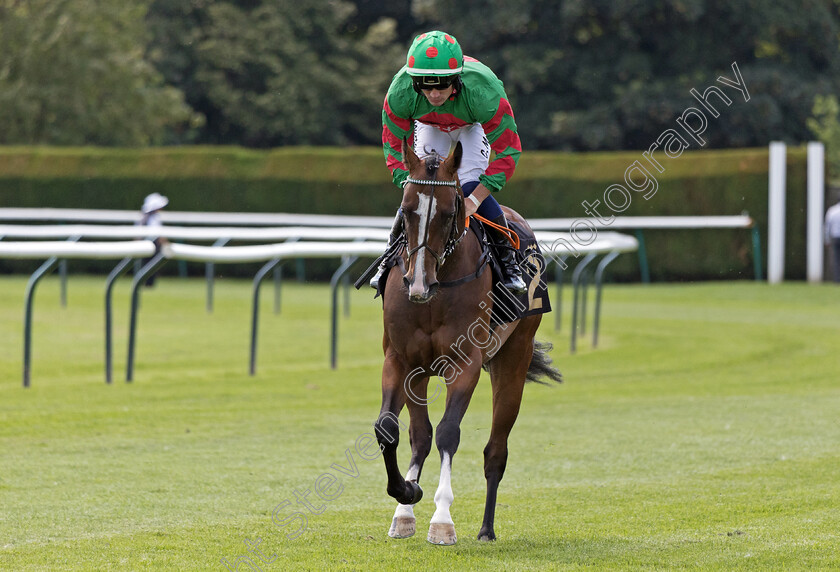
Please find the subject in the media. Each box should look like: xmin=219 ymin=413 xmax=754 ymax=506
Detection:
xmin=415 ymin=0 xmax=840 ymax=151
xmin=146 ymin=0 xmax=402 ymax=147
xmin=0 ymin=0 xmax=197 ymax=145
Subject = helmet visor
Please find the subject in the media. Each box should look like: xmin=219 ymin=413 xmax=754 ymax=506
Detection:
xmin=413 ymin=75 xmax=457 ymax=91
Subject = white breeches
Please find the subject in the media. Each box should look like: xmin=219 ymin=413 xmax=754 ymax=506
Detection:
xmin=414 ymin=121 xmax=490 ymax=186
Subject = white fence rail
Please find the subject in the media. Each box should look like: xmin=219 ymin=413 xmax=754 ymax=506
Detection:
xmin=0 ymin=212 xmax=639 ymax=388
xmin=0 ymin=208 xmax=761 ymax=282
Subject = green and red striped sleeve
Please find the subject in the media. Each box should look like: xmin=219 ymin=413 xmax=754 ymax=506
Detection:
xmin=382 ymin=96 xmax=413 ymax=189
xmin=480 ymin=97 xmax=521 ymax=192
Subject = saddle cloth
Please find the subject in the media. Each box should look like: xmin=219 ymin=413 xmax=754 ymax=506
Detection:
xmin=486 ymin=220 xmax=551 ymax=326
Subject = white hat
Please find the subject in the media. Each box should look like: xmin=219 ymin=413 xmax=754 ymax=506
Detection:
xmin=141 ymin=192 xmax=169 ymax=214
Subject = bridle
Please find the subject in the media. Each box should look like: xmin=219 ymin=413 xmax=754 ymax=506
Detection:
xmin=403 ymin=177 xmax=467 ymax=272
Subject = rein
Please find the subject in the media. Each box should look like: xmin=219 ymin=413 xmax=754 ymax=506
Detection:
xmin=470 ymin=213 xmax=520 ymax=249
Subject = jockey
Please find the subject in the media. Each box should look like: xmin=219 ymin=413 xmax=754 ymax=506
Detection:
xmin=371 ymin=30 xmax=527 ymax=295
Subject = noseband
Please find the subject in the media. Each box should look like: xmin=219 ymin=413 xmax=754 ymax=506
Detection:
xmin=403 ymin=178 xmax=466 ymax=271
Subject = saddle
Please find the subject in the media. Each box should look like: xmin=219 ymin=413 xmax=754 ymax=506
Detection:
xmin=359 ymin=218 xmax=551 ymax=325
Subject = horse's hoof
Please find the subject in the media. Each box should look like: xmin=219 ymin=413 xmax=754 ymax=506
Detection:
xmin=477 ymin=530 xmax=496 ymax=542
xmin=388 ymin=516 xmax=416 ymax=539
xmin=427 ymin=522 xmax=457 ymax=545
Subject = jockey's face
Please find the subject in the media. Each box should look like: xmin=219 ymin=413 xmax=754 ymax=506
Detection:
xmin=421 ymin=85 xmax=454 ymax=107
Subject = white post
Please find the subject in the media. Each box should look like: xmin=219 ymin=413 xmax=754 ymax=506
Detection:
xmin=807 ymin=141 xmax=825 ymax=283
xmin=767 ymin=142 xmax=787 ymax=284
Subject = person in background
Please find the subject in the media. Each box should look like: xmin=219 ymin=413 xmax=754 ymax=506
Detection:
xmin=825 ymin=196 xmax=840 ymax=283
xmin=138 ymin=192 xmax=170 ymax=287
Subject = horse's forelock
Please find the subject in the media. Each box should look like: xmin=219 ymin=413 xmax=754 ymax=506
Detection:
xmin=423 ymin=152 xmax=442 ymax=177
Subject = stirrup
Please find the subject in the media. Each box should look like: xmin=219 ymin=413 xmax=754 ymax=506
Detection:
xmin=370 ymin=263 xmax=388 ymax=290
xmin=502 ymin=268 xmax=527 ymax=295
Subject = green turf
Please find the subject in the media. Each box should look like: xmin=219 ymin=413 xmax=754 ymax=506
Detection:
xmin=1 ymin=276 xmax=839 ymax=570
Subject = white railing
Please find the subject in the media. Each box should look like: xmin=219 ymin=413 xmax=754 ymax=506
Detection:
xmin=0 ymin=208 xmax=761 ymax=282
xmin=0 ymin=212 xmax=638 ymax=388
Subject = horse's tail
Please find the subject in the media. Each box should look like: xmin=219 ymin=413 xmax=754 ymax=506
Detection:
xmin=526 ymin=340 xmax=563 ymax=384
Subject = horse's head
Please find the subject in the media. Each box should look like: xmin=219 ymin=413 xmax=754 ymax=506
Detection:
xmin=400 ymin=141 xmax=465 ymax=303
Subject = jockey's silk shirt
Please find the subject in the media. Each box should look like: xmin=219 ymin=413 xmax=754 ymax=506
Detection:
xmin=382 ymin=56 xmax=522 ymax=193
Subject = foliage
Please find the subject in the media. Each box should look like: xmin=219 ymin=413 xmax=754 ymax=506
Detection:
xmin=0 ymin=0 xmax=198 ymax=145
xmin=145 ymin=0 xmax=402 ymax=146
xmin=415 ymin=0 xmax=840 ymax=151
xmin=808 ymin=94 xmax=840 ymax=185
xmin=2 ymin=0 xmax=840 ymax=149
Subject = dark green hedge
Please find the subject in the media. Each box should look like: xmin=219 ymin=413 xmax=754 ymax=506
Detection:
xmin=0 ymin=145 xmax=811 ymax=281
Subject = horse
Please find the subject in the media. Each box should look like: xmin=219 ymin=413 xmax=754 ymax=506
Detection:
xmin=372 ymin=141 xmax=562 ymax=544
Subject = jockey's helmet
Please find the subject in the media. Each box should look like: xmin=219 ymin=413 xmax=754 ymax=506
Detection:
xmin=406 ymin=31 xmax=463 ymax=93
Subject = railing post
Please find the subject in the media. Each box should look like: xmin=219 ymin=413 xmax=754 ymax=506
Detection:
xmin=580 ymin=260 xmax=594 ymax=336
xmin=767 ymin=141 xmax=787 ymax=284
xmin=570 ymin=253 xmax=598 ymax=354
xmin=330 ymin=256 xmax=359 ymax=369
xmin=592 ymin=251 xmax=621 ymax=348
xmin=250 ymin=259 xmax=282 ymax=376
xmin=126 ymin=252 xmax=168 ymax=382
xmin=22 ymin=236 xmax=79 ymax=387
xmin=551 ymin=255 xmax=568 ymax=331
xmin=104 ymin=257 xmax=135 ymax=384
xmin=58 ymin=234 xmax=81 ymax=307
xmin=22 ymin=257 xmax=60 ymax=387
xmin=206 ymin=238 xmax=230 ymax=313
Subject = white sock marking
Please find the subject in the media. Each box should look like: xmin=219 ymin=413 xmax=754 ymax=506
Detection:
xmin=430 ymin=452 xmax=454 ymax=525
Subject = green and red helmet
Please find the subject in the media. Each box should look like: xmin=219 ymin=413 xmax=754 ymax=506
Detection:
xmin=406 ymin=31 xmax=463 ymax=78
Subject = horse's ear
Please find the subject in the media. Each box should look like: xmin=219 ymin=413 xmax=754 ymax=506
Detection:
xmin=443 ymin=141 xmax=463 ymax=175
xmin=403 ymin=139 xmax=420 ymax=173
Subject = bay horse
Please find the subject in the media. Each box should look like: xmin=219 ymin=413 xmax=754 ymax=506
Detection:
xmin=373 ymin=141 xmax=562 ymax=544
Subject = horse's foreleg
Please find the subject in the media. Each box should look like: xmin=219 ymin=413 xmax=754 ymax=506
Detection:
xmin=389 ymin=377 xmax=433 ymax=539
xmin=375 ymin=354 xmax=422 ymax=508
xmin=478 ymin=320 xmax=537 ymax=541
xmin=427 ymin=366 xmax=481 ymax=545
xmin=477 ymin=382 xmax=524 ymax=542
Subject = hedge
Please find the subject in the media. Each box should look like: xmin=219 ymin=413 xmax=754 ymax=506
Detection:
xmin=0 ymin=145 xmax=812 ymax=281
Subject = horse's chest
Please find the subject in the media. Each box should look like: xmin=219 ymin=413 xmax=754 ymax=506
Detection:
xmin=386 ymin=306 xmax=484 ymax=367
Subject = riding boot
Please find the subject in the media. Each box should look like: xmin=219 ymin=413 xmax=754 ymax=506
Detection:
xmin=370 ymin=208 xmax=404 ymax=290
xmin=487 ymin=215 xmax=527 ymax=295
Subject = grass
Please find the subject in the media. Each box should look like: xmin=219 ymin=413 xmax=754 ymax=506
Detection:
xmin=0 ymin=276 xmax=838 ymax=570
